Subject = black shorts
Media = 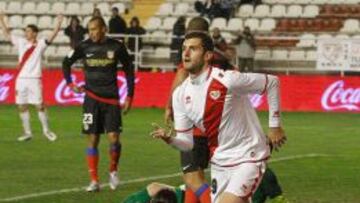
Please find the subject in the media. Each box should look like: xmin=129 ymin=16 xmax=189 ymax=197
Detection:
xmin=180 ymin=136 xmax=209 ymax=173
xmin=82 ymin=96 xmax=122 ymax=135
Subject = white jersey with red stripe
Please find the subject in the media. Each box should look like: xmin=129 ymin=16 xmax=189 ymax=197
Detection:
xmin=11 ymin=35 xmax=48 ymax=78
xmin=171 ymin=67 xmax=281 ymax=167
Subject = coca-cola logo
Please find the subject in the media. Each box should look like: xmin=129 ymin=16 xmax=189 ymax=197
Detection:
xmin=55 ymin=74 xmax=139 ymax=104
xmin=0 ymin=73 xmax=14 ymax=101
xmin=249 ymin=94 xmax=264 ymax=108
xmin=321 ymin=80 xmax=360 ymax=111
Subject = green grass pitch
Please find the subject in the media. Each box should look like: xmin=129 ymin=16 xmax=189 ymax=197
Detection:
xmin=0 ymin=105 xmax=359 ymax=203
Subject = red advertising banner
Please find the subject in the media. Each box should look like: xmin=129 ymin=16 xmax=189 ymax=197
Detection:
xmin=0 ymin=69 xmax=359 ymax=112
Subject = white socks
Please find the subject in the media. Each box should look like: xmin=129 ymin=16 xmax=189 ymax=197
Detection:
xmin=38 ymin=111 xmax=50 ymax=133
xmin=19 ymin=111 xmax=32 ymax=135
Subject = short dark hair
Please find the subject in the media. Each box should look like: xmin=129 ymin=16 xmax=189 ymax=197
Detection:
xmin=185 ymin=32 xmax=214 ymax=52
xmin=112 ymin=7 xmax=119 ymax=12
xmin=89 ymin=16 xmax=107 ymax=28
xmin=186 ymin=17 xmax=209 ymax=33
xmin=150 ymin=189 xmax=177 ymax=203
xmin=26 ymin=24 xmax=39 ymax=33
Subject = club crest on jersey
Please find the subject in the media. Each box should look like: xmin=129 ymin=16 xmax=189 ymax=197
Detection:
xmin=107 ymin=51 xmax=114 ymax=59
xmin=210 ymin=90 xmax=221 ymax=100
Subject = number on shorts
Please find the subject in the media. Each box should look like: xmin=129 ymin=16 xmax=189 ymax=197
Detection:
xmin=83 ymin=113 xmax=93 ymax=124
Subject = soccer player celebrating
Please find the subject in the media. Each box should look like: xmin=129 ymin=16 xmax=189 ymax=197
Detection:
xmin=152 ymin=32 xmax=286 ymax=203
xmin=0 ymin=11 xmax=62 ymax=141
xmin=164 ymin=17 xmax=235 ymax=203
xmin=62 ymin=17 xmax=135 ymax=192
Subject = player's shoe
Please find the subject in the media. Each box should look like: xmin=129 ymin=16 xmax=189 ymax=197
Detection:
xmin=86 ymin=181 xmax=100 ymax=192
xmin=44 ymin=131 xmax=57 ymax=142
xmin=109 ymin=171 xmax=119 ymax=190
xmin=17 ymin=133 xmax=32 ymax=141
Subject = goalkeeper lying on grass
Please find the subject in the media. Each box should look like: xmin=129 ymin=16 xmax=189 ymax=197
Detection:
xmin=123 ymin=168 xmax=290 ymax=203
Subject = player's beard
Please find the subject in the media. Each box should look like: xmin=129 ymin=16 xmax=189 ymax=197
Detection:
xmin=187 ymin=60 xmax=205 ymax=75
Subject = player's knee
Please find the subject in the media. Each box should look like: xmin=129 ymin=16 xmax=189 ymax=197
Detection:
xmin=18 ymin=105 xmax=28 ymax=112
xmin=87 ymin=134 xmax=100 ymax=147
xmin=108 ymin=132 xmax=120 ymax=143
xmin=183 ymin=171 xmax=205 ymax=189
xmin=35 ymin=104 xmax=45 ymax=111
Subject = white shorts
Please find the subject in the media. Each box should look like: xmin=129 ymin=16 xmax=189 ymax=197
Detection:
xmin=15 ymin=78 xmax=43 ymax=105
xmin=210 ymin=161 xmax=266 ymax=203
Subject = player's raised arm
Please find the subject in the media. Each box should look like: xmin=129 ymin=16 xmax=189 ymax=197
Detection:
xmin=228 ymin=71 xmax=286 ymax=149
xmin=0 ymin=11 xmax=11 ymax=41
xmin=62 ymin=45 xmax=84 ymax=93
xmin=47 ymin=15 xmax=64 ymax=44
xmin=117 ymin=43 xmax=135 ymax=114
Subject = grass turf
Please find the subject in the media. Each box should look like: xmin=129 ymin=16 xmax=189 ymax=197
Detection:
xmin=0 ymin=105 xmax=359 ymax=203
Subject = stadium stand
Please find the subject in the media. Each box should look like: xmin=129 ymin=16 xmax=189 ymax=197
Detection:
xmin=1 ymin=0 xmax=360 ymax=72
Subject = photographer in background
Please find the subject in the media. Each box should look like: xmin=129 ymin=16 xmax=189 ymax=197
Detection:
xmin=233 ymin=26 xmax=256 ymax=72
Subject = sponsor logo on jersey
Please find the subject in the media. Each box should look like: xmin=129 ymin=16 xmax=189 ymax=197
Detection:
xmin=321 ymin=80 xmax=359 ymax=111
xmin=86 ymin=53 xmax=94 ymax=58
xmin=86 ymin=59 xmax=114 ymax=67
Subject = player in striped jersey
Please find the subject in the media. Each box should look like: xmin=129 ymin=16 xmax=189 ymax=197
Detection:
xmin=152 ymin=32 xmax=286 ymax=203
xmin=0 ymin=11 xmax=62 ymax=142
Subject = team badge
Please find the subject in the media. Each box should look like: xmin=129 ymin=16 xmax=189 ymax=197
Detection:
xmin=210 ymin=90 xmax=221 ymax=100
xmin=107 ymin=51 xmax=114 ymax=59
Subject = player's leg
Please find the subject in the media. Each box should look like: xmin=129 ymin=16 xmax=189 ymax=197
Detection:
xmin=29 ymin=78 xmax=56 ymax=141
xmin=105 ymin=103 xmax=122 ymax=190
xmin=107 ymin=131 xmax=121 ymax=190
xmin=16 ymin=79 xmax=32 ymax=141
xmin=82 ymin=96 xmax=102 ymax=192
xmin=213 ymin=161 xmax=266 ymax=203
xmin=260 ymin=167 xmax=289 ymax=203
xmin=86 ymin=133 xmax=101 ymax=192
xmin=181 ymin=135 xmax=211 ymax=203
xmin=183 ymin=170 xmax=210 ymax=203
xmin=17 ymin=104 xmax=32 ymax=141
xmin=35 ymin=103 xmax=57 ymax=141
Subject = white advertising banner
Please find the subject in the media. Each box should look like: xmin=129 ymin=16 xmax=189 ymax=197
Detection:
xmin=317 ymin=39 xmax=360 ymax=71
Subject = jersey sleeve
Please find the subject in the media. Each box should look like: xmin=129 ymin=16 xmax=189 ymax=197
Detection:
xmin=62 ymin=44 xmax=84 ymax=84
xmin=38 ymin=39 xmax=48 ymax=52
xmin=168 ymin=131 xmax=194 ymax=151
xmin=172 ymin=88 xmax=193 ymax=132
xmin=227 ymin=71 xmax=282 ymax=127
xmin=116 ymin=42 xmax=135 ymax=98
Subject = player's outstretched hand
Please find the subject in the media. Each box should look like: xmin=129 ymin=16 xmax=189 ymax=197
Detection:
xmin=268 ymin=127 xmax=286 ymax=151
xmin=123 ymin=97 xmax=133 ymax=115
xmin=150 ymin=123 xmax=171 ymax=142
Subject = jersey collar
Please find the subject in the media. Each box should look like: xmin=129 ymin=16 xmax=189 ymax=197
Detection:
xmin=190 ymin=66 xmax=211 ymax=85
